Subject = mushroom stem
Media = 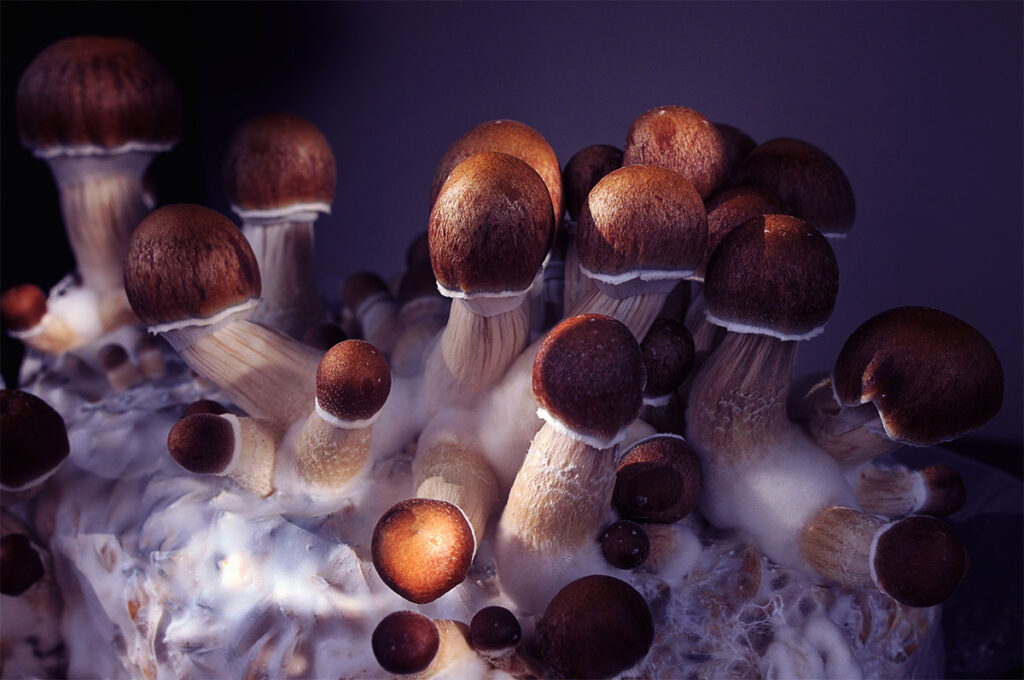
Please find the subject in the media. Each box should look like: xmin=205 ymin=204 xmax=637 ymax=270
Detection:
xmin=410 ymin=620 xmax=488 ymax=680
xmin=354 ymin=292 xmax=401 ymax=354
xmin=220 ymin=414 xmax=279 ymax=497
xmin=851 ymin=463 xmax=966 ymax=517
xmin=561 ymin=235 xmax=595 ymax=317
xmin=294 ymin=411 xmax=372 ymax=489
xmin=568 ymin=285 xmax=667 ymax=341
xmin=390 ymin=295 xmax=449 ymax=376
xmin=242 ymin=219 xmax=320 ymax=334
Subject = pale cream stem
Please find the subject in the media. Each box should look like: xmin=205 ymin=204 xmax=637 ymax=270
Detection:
xmin=242 ymin=220 xmax=320 ymax=332
xmin=413 ymin=438 xmax=499 ymax=546
xmin=294 ymin=412 xmax=372 ymax=489
xmin=223 ymin=414 xmax=280 ymax=497
xmin=568 ymin=286 xmax=666 ymax=341
xmin=800 ymin=505 xmax=881 ymax=590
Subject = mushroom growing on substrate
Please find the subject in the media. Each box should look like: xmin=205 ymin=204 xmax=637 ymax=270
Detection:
xmin=1 ymin=389 xmax=70 ymax=505
xmin=1 ymin=284 xmax=80 ymax=355
xmin=167 ymin=411 xmax=278 ymax=497
xmin=371 ymin=611 xmax=487 ymax=678
xmin=342 ymin=271 xmax=403 ymax=355
xmin=637 ymin=317 xmax=695 ymax=433
xmin=123 ymin=203 xmax=320 ymax=428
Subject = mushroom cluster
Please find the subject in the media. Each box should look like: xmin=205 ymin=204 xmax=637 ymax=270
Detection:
xmin=0 ymin=36 xmax=1007 ymax=680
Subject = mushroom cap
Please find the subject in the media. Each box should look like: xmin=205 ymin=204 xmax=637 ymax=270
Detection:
xmin=469 ymin=606 xmax=522 ymax=656
xmin=301 ymin=321 xmax=348 ymax=352
xmin=714 ymin=122 xmax=757 ymax=180
xmin=429 ymin=119 xmax=563 ymax=226
xmin=698 ymin=186 xmax=789 ymax=281
xmin=181 ymin=399 xmax=229 ymax=417
xmin=575 ymin=165 xmax=707 ymax=280
xmin=703 ymin=214 xmax=838 ymax=340
xmin=0 ymin=389 xmax=69 ymax=490
xmin=429 ymin=152 xmax=554 ymax=296
xmin=1 ymin=284 xmax=48 ymax=332
xmin=124 ymin=204 xmax=261 ymax=327
xmin=533 ymin=314 xmax=646 ymax=444
xmin=622 ymin=105 xmax=728 ymax=199
xmin=223 ymin=113 xmax=336 ymax=215
xmin=371 ymin=498 xmax=475 ymax=604
xmin=640 ymin=318 xmax=695 ymax=398
xmin=166 ymin=413 xmax=234 ymax=475
xmin=732 ymin=137 xmax=855 ymax=236
xmin=342 ymin=271 xmax=392 ymax=312
xmin=0 ymin=533 xmax=45 ymax=597
xmin=613 ymin=434 xmax=703 ymax=523
xmin=316 ymin=340 xmax=391 ymax=423
xmin=537 ymin=574 xmax=654 ymax=679
xmin=562 ymin=144 xmax=623 ymax=222
xmin=97 ymin=343 xmax=131 ymax=371
xmin=397 ymin=259 xmax=444 ymax=306
xmin=599 ymin=520 xmax=651 ymax=570
xmin=16 ymin=36 xmax=181 ymax=152
xmin=371 ymin=610 xmax=440 ymax=675
xmin=873 ymin=516 xmax=967 ymax=607
xmin=919 ymin=464 xmax=967 ymax=516
xmin=832 ymin=306 xmax=1003 ymax=445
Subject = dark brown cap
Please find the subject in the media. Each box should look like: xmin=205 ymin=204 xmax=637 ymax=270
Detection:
xmin=703 ymin=214 xmax=838 ymax=340
xmin=698 ymin=186 xmax=789 ymax=281
xmin=733 ymin=137 xmax=855 ymax=236
xmin=599 ymin=520 xmax=650 ymax=570
xmin=1 ymin=284 xmax=47 ymax=332
xmin=469 ymin=605 xmax=522 ymax=656
xmin=623 ymin=105 xmax=727 ymax=199
xmin=182 ymin=399 xmax=229 ymax=417
xmin=873 ymin=516 xmax=967 ymax=607
xmin=301 ymin=321 xmax=348 ymax=351
xmin=714 ymin=122 xmax=756 ymax=181
xmin=0 ymin=533 xmax=45 ymax=597
xmin=315 ymin=340 xmax=391 ymax=423
xmin=538 ymin=574 xmax=654 ymax=679
xmin=166 ymin=413 xmax=234 ymax=474
xmin=371 ymin=610 xmax=440 ymax=675
xmin=17 ymin=36 xmax=181 ymax=152
xmin=0 ymin=389 xmax=69 ymax=490
xmin=562 ymin=144 xmax=623 ymax=222
xmin=97 ymin=343 xmax=131 ymax=371
xmin=533 ymin=314 xmax=645 ymax=444
xmin=429 ymin=119 xmax=563 ymax=226
xmin=342 ymin=271 xmax=393 ymax=312
xmin=429 ymin=152 xmax=553 ymax=295
xmin=576 ymin=165 xmax=707 ymax=280
xmin=223 ymin=113 xmax=336 ymax=215
xmin=832 ymin=306 xmax=1003 ymax=445
xmin=124 ymin=204 xmax=261 ymax=327
xmin=919 ymin=464 xmax=967 ymax=516
xmin=397 ymin=260 xmax=444 ymax=306
xmin=613 ymin=435 xmax=702 ymax=523
xmin=371 ymin=498 xmax=475 ymax=604
xmin=640 ymin=318 xmax=695 ymax=398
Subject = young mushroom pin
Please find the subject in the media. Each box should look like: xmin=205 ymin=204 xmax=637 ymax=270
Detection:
xmin=1 ymin=389 xmax=70 ymax=504
xmin=167 ymin=412 xmax=278 ymax=497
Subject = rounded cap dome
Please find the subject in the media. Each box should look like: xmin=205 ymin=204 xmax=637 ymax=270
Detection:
xmin=429 ymin=152 xmax=553 ymax=296
xmin=469 ymin=606 xmax=522 ymax=657
xmin=0 ymin=533 xmax=45 ymax=597
xmin=832 ymin=306 xmax=1003 ymax=445
xmin=166 ymin=413 xmax=234 ymax=475
xmin=698 ymin=186 xmax=789 ymax=281
xmin=371 ymin=610 xmax=440 ymax=674
xmin=124 ymin=204 xmax=261 ymax=327
xmin=613 ymin=434 xmax=702 ymax=523
xmin=315 ymin=340 xmax=391 ymax=423
xmin=1 ymin=284 xmax=48 ymax=332
xmin=17 ymin=36 xmax=181 ymax=152
xmin=599 ymin=520 xmax=650 ymax=570
xmin=703 ymin=214 xmax=838 ymax=340
xmin=640 ymin=318 xmax=695 ymax=398
xmin=714 ymin=122 xmax=756 ymax=180
xmin=562 ymin=144 xmax=623 ymax=222
xmin=873 ymin=516 xmax=966 ymax=608
xmin=0 ymin=389 xmax=69 ymax=490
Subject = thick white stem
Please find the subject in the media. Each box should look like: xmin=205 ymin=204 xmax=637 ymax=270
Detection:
xmin=413 ymin=435 xmax=498 ymax=547
xmin=294 ymin=412 xmax=371 ymax=489
xmin=242 ymin=220 xmax=320 ymax=335
xmin=222 ymin=415 xmax=279 ymax=497
xmin=390 ymin=297 xmax=449 ymax=376
xmin=355 ymin=295 xmax=402 ymax=354
xmin=567 ymin=286 xmax=665 ymax=341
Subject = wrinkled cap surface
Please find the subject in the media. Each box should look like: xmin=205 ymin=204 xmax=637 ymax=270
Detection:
xmin=640 ymin=318 xmax=695 ymax=397
xmin=0 ymin=389 xmax=69 ymax=489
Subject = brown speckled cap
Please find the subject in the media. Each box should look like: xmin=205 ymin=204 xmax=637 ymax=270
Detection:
xmin=533 ymin=314 xmax=645 ymax=443
xmin=873 ymin=516 xmax=967 ymax=608
xmin=0 ymin=533 xmax=46 ymax=597
xmin=832 ymin=306 xmax=1003 ymax=445
xmin=698 ymin=186 xmax=789 ymax=281
xmin=703 ymin=214 xmax=838 ymax=339
xmin=429 ymin=152 xmax=553 ymax=295
xmin=342 ymin=271 xmax=392 ymax=311
xmin=575 ymin=165 xmax=707 ymax=279
xmin=613 ymin=435 xmax=702 ymax=523
xmin=538 ymin=574 xmax=654 ymax=679
xmin=429 ymin=119 xmax=563 ymax=226
xmin=182 ymin=399 xmax=229 ymax=417
xmin=0 ymin=389 xmax=69 ymax=490
xmin=124 ymin=204 xmax=261 ymax=327
xmin=166 ymin=413 xmax=234 ymax=475
xmin=1 ymin=284 xmax=48 ymax=332
xmin=17 ymin=36 xmax=181 ymax=152
xmin=223 ymin=113 xmax=336 ymax=214
xmin=371 ymin=498 xmax=475 ymax=604
xmin=469 ymin=606 xmax=522 ymax=656
xmin=733 ymin=137 xmax=855 ymax=236
xmin=599 ymin=520 xmax=650 ymax=570
xmin=714 ymin=122 xmax=756 ymax=181
xmin=562 ymin=144 xmax=623 ymax=222
xmin=371 ymin=610 xmax=440 ymax=674
xmin=623 ymin=105 xmax=727 ymax=199
xmin=640 ymin=318 xmax=695 ymax=398
xmin=316 ymin=340 xmax=391 ymax=422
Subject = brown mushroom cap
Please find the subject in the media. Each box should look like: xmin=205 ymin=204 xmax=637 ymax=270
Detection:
xmin=315 ymin=340 xmax=391 ymax=423
xmin=429 ymin=152 xmax=554 ymax=296
xmin=537 ymin=574 xmax=654 ymax=679
xmin=732 ymin=137 xmax=855 ymax=236
xmin=97 ymin=343 xmax=131 ymax=371
xmin=622 ymin=105 xmax=728 ymax=199
xmin=714 ymin=122 xmax=756 ymax=181
xmin=371 ymin=610 xmax=440 ymax=675
xmin=698 ymin=186 xmax=790 ymax=281
xmin=575 ymin=165 xmax=707 ymax=280
xmin=919 ymin=464 xmax=967 ymax=516
xmin=613 ymin=435 xmax=703 ymax=523
xmin=1 ymin=284 xmax=48 ymax=332
xmin=223 ymin=113 xmax=336 ymax=214
xmin=0 ymin=389 xmax=69 ymax=490
xmin=703 ymin=214 xmax=838 ymax=340
xmin=562 ymin=144 xmax=623 ymax=222
xmin=0 ymin=533 xmax=45 ymax=597
xmin=469 ymin=605 xmax=522 ymax=656
xmin=429 ymin=119 xmax=563 ymax=226
xmin=166 ymin=413 xmax=234 ymax=475
xmin=124 ymin=204 xmax=261 ymax=327
xmin=16 ymin=36 xmax=181 ymax=152
xmin=640 ymin=318 xmax=695 ymax=398
xmin=832 ymin=306 xmax=1003 ymax=445
xmin=533 ymin=314 xmax=646 ymax=444
xmin=872 ymin=516 xmax=967 ymax=607
xmin=342 ymin=271 xmax=393 ymax=312
xmin=371 ymin=498 xmax=475 ymax=604
xmin=301 ymin=322 xmax=348 ymax=351
xmin=599 ymin=520 xmax=650 ymax=570
xmin=182 ymin=399 xmax=229 ymax=417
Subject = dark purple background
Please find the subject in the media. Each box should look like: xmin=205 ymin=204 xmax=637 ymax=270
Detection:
xmin=2 ymin=2 xmax=1022 ymax=449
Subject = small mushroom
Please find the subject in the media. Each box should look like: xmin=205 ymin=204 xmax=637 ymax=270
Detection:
xmin=371 ymin=610 xmax=440 ymax=675
xmin=167 ymin=412 xmax=278 ymax=497
xmin=468 ymin=605 xmax=521 ymax=666
xmin=0 ymin=389 xmax=69 ymax=502
xmin=342 ymin=271 xmax=402 ymax=354
xmin=97 ymin=342 xmax=140 ymax=392
xmin=851 ymin=462 xmax=966 ymax=517
xmin=599 ymin=520 xmax=651 ymax=570
xmin=1 ymin=284 xmax=80 ymax=355
xmin=613 ymin=434 xmax=702 ymax=524
xmin=638 ymin=318 xmax=694 ymax=433
xmin=133 ymin=334 xmax=167 ymax=380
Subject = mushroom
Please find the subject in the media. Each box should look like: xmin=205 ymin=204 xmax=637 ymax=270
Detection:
xmin=97 ymin=342 xmax=140 ymax=392
xmin=300 ymin=320 xmax=348 ymax=352
xmin=1 ymin=284 xmax=80 ymax=354
xmin=496 ymin=314 xmax=646 ymax=612
xmin=133 ymin=334 xmax=166 ymax=380
xmin=536 ymin=574 xmax=654 ymax=679
xmin=16 ymin=36 xmax=180 ymax=301
xmin=182 ymin=398 xmax=229 ymax=417
xmin=223 ymin=113 xmax=336 ymax=335
xmin=342 ymin=271 xmax=402 ymax=355
xmin=599 ymin=520 xmax=651 ymax=570
xmin=637 ymin=318 xmax=694 ymax=434
xmin=612 ymin=434 xmax=702 ymax=524
xmin=851 ymin=462 xmax=966 ymax=518
xmin=167 ymin=412 xmax=278 ymax=497
xmin=0 ymin=389 xmax=69 ymax=504
xmin=468 ymin=605 xmax=521 ymax=669
xmin=123 ymin=203 xmax=320 ymax=428
xmin=713 ymin=121 xmax=757 ymax=184
xmin=389 ymin=259 xmax=450 ymax=376
xmin=294 ymin=340 xmax=390 ymax=490
xmin=371 ymin=610 xmax=440 ymax=675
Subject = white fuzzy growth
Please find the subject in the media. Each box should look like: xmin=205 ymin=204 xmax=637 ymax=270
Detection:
xmin=48 ymin=283 xmax=105 ymax=340
xmin=435 ymin=282 xmax=534 ymax=317
xmin=703 ymin=310 xmax=827 ymax=342
xmin=234 ymin=202 xmax=330 ymax=222
xmin=535 ymin=406 xmax=630 ymax=450
xmin=803 ymin=612 xmax=863 ymax=679
xmin=314 ymin=399 xmax=382 ymax=430
xmin=150 ymin=298 xmax=259 ymax=348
